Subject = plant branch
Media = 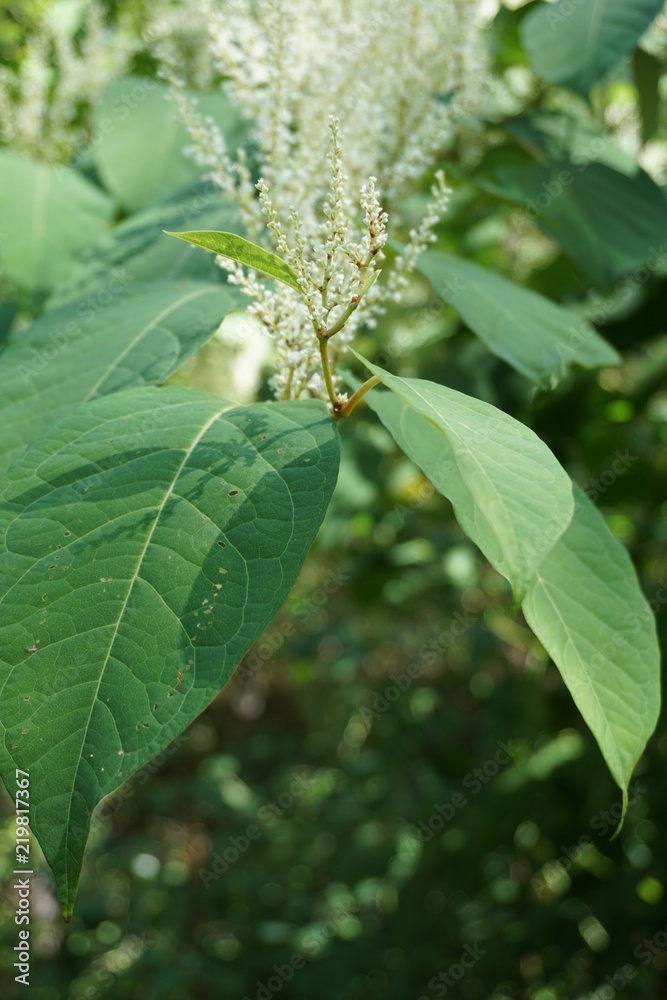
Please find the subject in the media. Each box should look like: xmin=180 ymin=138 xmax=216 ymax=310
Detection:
xmin=337 ymin=375 xmax=381 ymax=419
xmin=323 ymin=268 xmax=380 ymax=340
xmin=319 ymin=337 xmax=340 ymax=412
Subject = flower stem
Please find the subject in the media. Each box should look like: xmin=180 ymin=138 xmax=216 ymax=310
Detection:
xmin=319 ymin=337 xmax=340 ymax=412
xmin=324 ymin=268 xmax=380 ymax=340
xmin=337 ymin=375 xmax=381 ymax=418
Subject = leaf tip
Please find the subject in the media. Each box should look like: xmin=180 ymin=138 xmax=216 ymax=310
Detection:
xmin=610 ymin=787 xmax=629 ymax=841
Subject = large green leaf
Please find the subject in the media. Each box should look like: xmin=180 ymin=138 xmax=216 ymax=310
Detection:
xmin=47 ymin=185 xmax=245 ymax=311
xmin=165 ymin=230 xmax=302 ymax=292
xmin=521 ymin=0 xmax=663 ymax=94
xmin=417 ymin=250 xmax=619 ymax=387
xmin=0 ymin=387 xmax=339 ymax=918
xmin=354 ymin=355 xmax=574 ymax=599
xmin=522 ymin=486 xmax=661 ymax=798
xmin=497 ymin=161 xmax=667 ymax=289
xmin=505 ymin=111 xmax=638 ymax=176
xmin=92 ymin=78 xmax=246 ymax=212
xmin=0 ymin=150 xmax=113 ymax=300
xmin=0 ymin=282 xmax=241 ymax=477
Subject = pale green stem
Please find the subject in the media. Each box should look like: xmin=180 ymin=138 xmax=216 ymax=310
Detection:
xmin=337 ymin=375 xmax=381 ymax=419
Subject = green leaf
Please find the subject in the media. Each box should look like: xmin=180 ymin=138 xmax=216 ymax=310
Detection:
xmin=165 ymin=230 xmax=302 ymax=292
xmin=633 ymin=47 xmax=662 ymax=144
xmin=0 ymin=282 xmax=241 ymax=477
xmin=0 ymin=387 xmax=340 ymax=919
xmin=498 ymin=161 xmax=667 ymax=289
xmin=521 ymin=0 xmax=664 ymax=94
xmin=0 ymin=150 xmax=114 ymax=300
xmin=522 ymin=486 xmax=661 ymax=795
xmin=92 ymin=78 xmax=246 ymax=212
xmin=47 ymin=185 xmax=245 ymax=311
xmin=354 ymin=354 xmax=574 ymax=599
xmin=417 ymin=250 xmax=619 ymax=387
xmin=504 ymin=111 xmax=638 ymax=176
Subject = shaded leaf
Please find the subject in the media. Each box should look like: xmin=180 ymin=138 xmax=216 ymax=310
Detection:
xmin=633 ymin=47 xmax=662 ymax=144
xmin=0 ymin=150 xmax=113 ymax=301
xmin=521 ymin=0 xmax=663 ymax=94
xmin=417 ymin=250 xmax=619 ymax=387
xmin=497 ymin=160 xmax=667 ymax=289
xmin=0 ymin=388 xmax=340 ymax=918
xmin=47 ymin=184 xmax=245 ymax=311
xmin=0 ymin=282 xmax=241 ymax=477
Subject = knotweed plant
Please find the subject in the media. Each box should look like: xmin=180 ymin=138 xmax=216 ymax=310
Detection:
xmin=0 ymin=0 xmax=661 ymax=925
xmin=158 ymin=0 xmax=485 ymax=407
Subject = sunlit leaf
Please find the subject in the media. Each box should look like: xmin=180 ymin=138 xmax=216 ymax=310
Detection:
xmin=355 ymin=353 xmax=574 ymax=599
xmin=165 ymin=230 xmax=302 ymax=292
xmin=522 ymin=486 xmax=661 ymax=798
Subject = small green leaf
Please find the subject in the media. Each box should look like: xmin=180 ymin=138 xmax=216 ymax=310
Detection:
xmin=355 ymin=353 xmax=574 ymax=599
xmin=0 ymin=282 xmax=241 ymax=477
xmin=165 ymin=230 xmax=302 ymax=292
xmin=522 ymin=485 xmax=661 ymax=795
xmin=0 ymin=387 xmax=340 ymax=919
xmin=521 ymin=0 xmax=664 ymax=94
xmin=417 ymin=250 xmax=619 ymax=387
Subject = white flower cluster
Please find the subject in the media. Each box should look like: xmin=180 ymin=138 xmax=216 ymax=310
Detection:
xmin=156 ymin=0 xmax=484 ymax=404
xmin=180 ymin=0 xmax=486 ymax=236
xmin=0 ymin=2 xmax=135 ymax=162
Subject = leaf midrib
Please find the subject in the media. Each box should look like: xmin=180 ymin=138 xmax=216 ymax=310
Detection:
xmin=392 ymin=378 xmax=523 ymax=584
xmin=61 ymin=401 xmax=238 ymax=897
xmin=529 ymin=565 xmax=626 ymax=783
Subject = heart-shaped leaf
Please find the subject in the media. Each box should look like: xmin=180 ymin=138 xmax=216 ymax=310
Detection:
xmin=417 ymin=250 xmax=619 ymax=388
xmin=0 ymin=281 xmax=241 ymax=477
xmin=165 ymin=231 xmax=302 ymax=292
xmin=355 ymin=355 xmax=574 ymax=599
xmin=0 ymin=387 xmax=340 ymax=918
xmin=522 ymin=485 xmax=661 ymax=800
